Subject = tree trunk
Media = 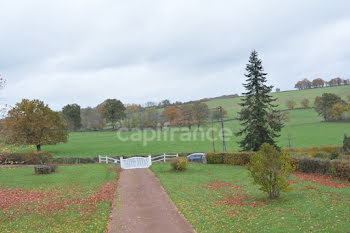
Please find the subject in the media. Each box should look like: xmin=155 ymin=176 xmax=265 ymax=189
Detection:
xmin=36 ymin=144 xmax=41 ymax=152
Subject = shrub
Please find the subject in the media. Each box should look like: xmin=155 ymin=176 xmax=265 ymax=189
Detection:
xmin=286 ymin=100 xmax=296 ymax=110
xmin=301 ymin=98 xmax=309 ymax=108
xmin=206 ymin=152 xmax=252 ymax=165
xmin=344 ymin=135 xmax=350 ymax=153
xmin=34 ymin=164 xmax=58 ymax=174
xmin=330 ymin=160 xmax=350 ymax=180
xmin=170 ymin=157 xmax=188 ymax=171
xmin=329 ymin=152 xmax=339 ymax=160
xmin=248 ymin=144 xmax=294 ymax=199
xmin=315 ymin=151 xmax=328 ymax=159
xmin=0 ymin=152 xmax=53 ymax=165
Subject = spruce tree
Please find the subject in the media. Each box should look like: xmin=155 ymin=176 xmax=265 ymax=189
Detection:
xmin=236 ymin=50 xmax=283 ymax=151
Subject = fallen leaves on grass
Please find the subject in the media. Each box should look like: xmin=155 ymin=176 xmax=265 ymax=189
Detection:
xmin=217 ymin=193 xmax=266 ymax=209
xmin=200 ymin=180 xmax=243 ymax=191
xmin=294 ymin=172 xmax=350 ymax=188
xmin=287 ymin=179 xmax=300 ymax=184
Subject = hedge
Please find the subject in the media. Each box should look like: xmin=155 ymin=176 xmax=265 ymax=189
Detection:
xmin=206 ymin=152 xmax=253 ymax=165
xmin=283 ymin=146 xmax=342 ymax=158
xmin=293 ymin=157 xmax=350 ymax=181
xmin=0 ymin=152 xmax=53 ymax=165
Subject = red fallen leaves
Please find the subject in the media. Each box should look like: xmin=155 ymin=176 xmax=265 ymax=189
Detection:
xmin=209 ymin=181 xmax=266 ymax=214
xmin=303 ymin=185 xmax=318 ymax=190
xmin=218 ymin=193 xmax=266 ymax=209
xmin=0 ymin=181 xmax=117 ymax=215
xmin=293 ymin=172 xmax=350 ymax=188
xmin=0 ymin=189 xmax=48 ymax=210
xmin=201 ymin=180 xmax=243 ymax=191
xmin=287 ymin=179 xmax=301 ymax=184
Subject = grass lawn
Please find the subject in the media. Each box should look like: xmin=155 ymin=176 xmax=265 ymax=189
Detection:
xmin=41 ymin=109 xmax=349 ymax=157
xmin=0 ymin=164 xmax=117 ymax=233
xmin=151 ymin=163 xmax=350 ymax=233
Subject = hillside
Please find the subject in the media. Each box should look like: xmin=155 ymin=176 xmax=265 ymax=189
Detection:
xmin=39 ymin=85 xmax=350 ymax=157
xmin=205 ymin=85 xmax=350 ymax=117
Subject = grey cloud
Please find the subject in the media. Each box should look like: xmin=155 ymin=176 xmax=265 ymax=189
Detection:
xmin=1 ymin=0 xmax=350 ymax=110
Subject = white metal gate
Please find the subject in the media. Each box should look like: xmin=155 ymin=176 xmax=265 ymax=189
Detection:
xmin=98 ymin=154 xmax=178 ymax=169
xmin=120 ymin=156 xmax=152 ymax=169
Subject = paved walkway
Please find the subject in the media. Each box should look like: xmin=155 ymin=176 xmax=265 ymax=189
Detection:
xmin=108 ymin=168 xmax=194 ymax=233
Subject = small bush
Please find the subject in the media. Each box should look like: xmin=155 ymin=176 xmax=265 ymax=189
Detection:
xmin=329 ymin=152 xmax=339 ymax=160
xmin=248 ymin=144 xmax=294 ymax=199
xmin=34 ymin=164 xmax=58 ymax=174
xmin=315 ymin=151 xmax=328 ymax=159
xmin=344 ymin=135 xmax=350 ymax=153
xmin=170 ymin=157 xmax=188 ymax=171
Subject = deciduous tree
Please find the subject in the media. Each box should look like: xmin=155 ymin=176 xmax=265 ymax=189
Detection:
xmin=62 ymin=104 xmax=82 ymax=130
xmin=192 ymin=102 xmax=209 ymax=130
xmin=212 ymin=107 xmax=227 ymax=120
xmin=180 ymin=104 xmax=195 ymax=131
xmin=236 ymin=50 xmax=283 ymax=151
xmin=312 ymin=78 xmax=325 ymax=88
xmin=81 ymin=107 xmax=105 ymax=130
xmin=1 ymin=99 xmax=68 ymax=151
xmin=101 ymin=99 xmax=126 ymax=130
xmin=331 ymin=103 xmax=345 ymax=120
xmin=301 ymin=98 xmax=309 ymax=108
xmin=286 ymin=100 xmax=296 ymax=110
xmin=161 ymin=106 xmax=183 ymax=127
xmin=124 ymin=104 xmax=142 ymax=130
xmin=314 ymin=93 xmax=345 ymax=121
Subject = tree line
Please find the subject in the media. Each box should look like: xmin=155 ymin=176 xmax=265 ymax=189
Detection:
xmin=294 ymin=77 xmax=349 ymax=90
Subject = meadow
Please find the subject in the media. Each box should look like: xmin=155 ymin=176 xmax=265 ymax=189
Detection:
xmin=43 ymin=108 xmax=349 ymax=157
xmin=0 ymin=164 xmax=117 ymax=233
xmin=151 ymin=163 xmax=350 ymax=233
xmin=25 ymin=85 xmax=349 ymax=157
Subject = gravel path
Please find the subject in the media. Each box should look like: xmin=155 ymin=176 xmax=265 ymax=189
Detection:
xmin=108 ymin=168 xmax=194 ymax=233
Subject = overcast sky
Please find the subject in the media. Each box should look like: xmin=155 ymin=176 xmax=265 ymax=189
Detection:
xmin=1 ymin=0 xmax=349 ymax=110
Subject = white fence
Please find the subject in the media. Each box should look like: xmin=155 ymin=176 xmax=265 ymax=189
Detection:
xmin=98 ymin=156 xmax=119 ymax=164
xmin=98 ymin=153 xmax=178 ymax=169
xmin=151 ymin=153 xmax=178 ymax=163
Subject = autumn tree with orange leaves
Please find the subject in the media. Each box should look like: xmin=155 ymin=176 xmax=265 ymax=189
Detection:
xmin=1 ymin=99 xmax=68 ymax=151
xmin=161 ymin=106 xmax=183 ymax=127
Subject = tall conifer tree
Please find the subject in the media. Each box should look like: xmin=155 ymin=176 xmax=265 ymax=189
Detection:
xmin=236 ymin=51 xmax=283 ymax=151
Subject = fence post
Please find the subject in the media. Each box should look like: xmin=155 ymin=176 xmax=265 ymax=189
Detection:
xmin=120 ymin=157 xmax=123 ymax=168
xmin=106 ymin=156 xmax=108 ymax=164
xmin=98 ymin=155 xmax=101 ymax=163
xmin=176 ymin=153 xmax=178 ymax=157
xmin=163 ymin=153 xmax=166 ymax=163
xmin=149 ymin=155 xmax=152 ymax=166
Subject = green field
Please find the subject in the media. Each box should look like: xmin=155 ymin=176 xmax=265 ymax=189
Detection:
xmin=151 ymin=163 xmax=350 ymax=233
xmin=206 ymin=85 xmax=350 ymax=117
xmin=22 ymin=86 xmax=350 ymax=157
xmin=0 ymin=164 xmax=117 ymax=233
